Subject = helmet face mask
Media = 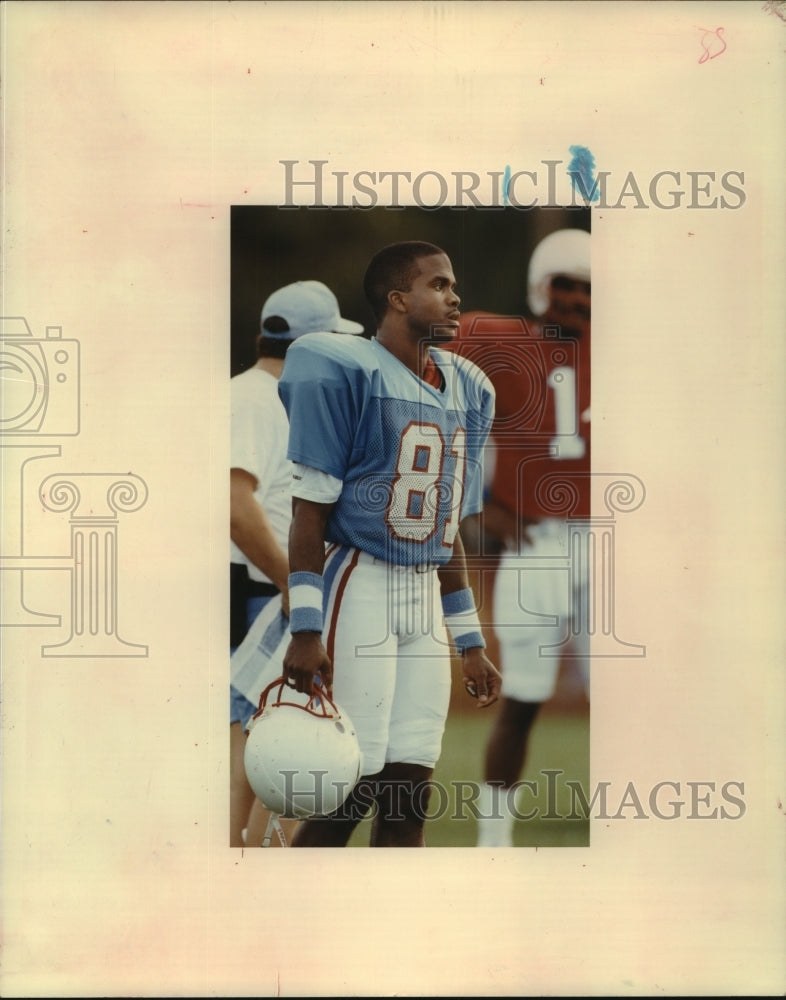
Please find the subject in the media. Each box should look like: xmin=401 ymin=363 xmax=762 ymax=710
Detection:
xmin=244 ymin=677 xmax=363 ymax=819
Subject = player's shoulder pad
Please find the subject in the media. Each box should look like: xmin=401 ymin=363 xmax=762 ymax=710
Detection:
xmin=286 ymin=330 xmax=374 ymax=371
xmin=281 ymin=333 xmax=378 ymax=400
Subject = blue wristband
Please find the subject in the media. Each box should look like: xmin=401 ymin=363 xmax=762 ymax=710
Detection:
xmin=442 ymin=587 xmax=486 ymax=652
xmin=288 ymin=571 xmax=324 ymax=634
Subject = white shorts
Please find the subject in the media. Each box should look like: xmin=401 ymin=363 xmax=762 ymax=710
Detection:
xmin=229 ymin=547 xmax=452 ymax=776
xmin=324 ymin=545 xmax=452 ymax=777
xmin=493 ymin=519 xmax=589 ymax=703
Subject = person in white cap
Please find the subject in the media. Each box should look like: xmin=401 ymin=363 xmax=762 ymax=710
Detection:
xmin=229 ymin=280 xmax=364 ymax=848
xmin=453 ymin=227 xmax=591 ymax=848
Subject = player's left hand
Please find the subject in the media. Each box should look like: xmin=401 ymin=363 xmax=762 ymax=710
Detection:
xmin=461 ymin=647 xmax=502 ymax=708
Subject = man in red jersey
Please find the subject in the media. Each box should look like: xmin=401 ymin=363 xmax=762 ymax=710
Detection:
xmin=453 ymin=227 xmax=591 ymax=847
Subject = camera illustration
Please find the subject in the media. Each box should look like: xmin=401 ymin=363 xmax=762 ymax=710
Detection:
xmin=0 ymin=317 xmax=80 ymax=436
xmin=449 ymin=313 xmax=583 ymax=446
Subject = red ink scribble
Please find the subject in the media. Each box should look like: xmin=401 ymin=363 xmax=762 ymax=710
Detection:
xmin=698 ymin=26 xmax=726 ymax=63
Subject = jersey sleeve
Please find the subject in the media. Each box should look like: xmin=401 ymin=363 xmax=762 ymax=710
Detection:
xmin=466 ymin=366 xmax=495 ymax=451
xmin=277 ymin=333 xmax=371 ymax=481
xmin=459 ymin=358 xmax=496 ymax=520
xmin=291 ymin=463 xmax=344 ymax=504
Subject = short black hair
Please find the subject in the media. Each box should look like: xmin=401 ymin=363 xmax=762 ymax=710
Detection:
xmin=363 ymin=241 xmax=446 ymax=323
xmin=256 ymin=333 xmax=293 ymax=359
xmin=255 ymin=313 xmax=294 ymax=358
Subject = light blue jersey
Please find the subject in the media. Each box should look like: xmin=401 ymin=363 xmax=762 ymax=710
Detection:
xmin=278 ymin=333 xmax=495 ymax=567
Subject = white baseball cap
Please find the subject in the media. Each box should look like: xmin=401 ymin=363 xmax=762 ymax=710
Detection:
xmin=261 ymin=280 xmax=364 ymax=340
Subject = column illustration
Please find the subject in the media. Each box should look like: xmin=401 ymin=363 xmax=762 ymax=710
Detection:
xmin=38 ymin=473 xmax=149 ymax=657
xmin=537 ymin=472 xmax=646 ymax=659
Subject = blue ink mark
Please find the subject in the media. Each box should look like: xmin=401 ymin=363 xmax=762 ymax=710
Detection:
xmin=567 ymin=145 xmax=599 ymax=203
xmin=503 ymin=165 xmax=511 ymax=206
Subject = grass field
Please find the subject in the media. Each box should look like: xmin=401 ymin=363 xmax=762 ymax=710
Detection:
xmin=347 ymin=702 xmax=590 ymax=848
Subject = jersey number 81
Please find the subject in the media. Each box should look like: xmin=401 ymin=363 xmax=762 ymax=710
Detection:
xmin=386 ymin=422 xmax=466 ymax=547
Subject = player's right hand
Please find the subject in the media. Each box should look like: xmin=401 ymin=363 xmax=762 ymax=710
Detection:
xmin=283 ymin=632 xmax=333 ymax=697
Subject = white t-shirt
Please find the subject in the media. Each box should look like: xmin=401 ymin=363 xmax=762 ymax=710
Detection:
xmin=230 ymin=366 xmax=293 ymax=583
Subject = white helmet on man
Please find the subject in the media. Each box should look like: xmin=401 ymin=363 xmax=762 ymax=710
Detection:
xmin=244 ymin=677 xmax=363 ymax=819
xmin=527 ymin=228 xmax=591 ymax=317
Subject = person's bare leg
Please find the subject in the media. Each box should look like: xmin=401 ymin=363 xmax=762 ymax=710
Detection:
xmin=476 ymin=698 xmax=542 ymax=847
xmin=230 ymin=721 xmax=255 ymax=847
xmin=484 ymin=698 xmax=542 ymax=787
xmin=290 ymin=772 xmax=380 ymax=847
xmin=370 ymin=762 xmax=434 ymax=847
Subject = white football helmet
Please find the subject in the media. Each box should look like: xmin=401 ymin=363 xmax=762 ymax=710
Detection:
xmin=244 ymin=676 xmax=363 ymax=819
xmin=527 ymin=228 xmax=591 ymax=317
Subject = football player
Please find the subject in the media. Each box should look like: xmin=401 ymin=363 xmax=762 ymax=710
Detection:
xmin=277 ymin=241 xmax=502 ymax=847
xmin=453 ymin=227 xmax=591 ymax=847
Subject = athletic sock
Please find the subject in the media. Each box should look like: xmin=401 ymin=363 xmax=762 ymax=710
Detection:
xmin=476 ymin=781 xmax=515 ymax=847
